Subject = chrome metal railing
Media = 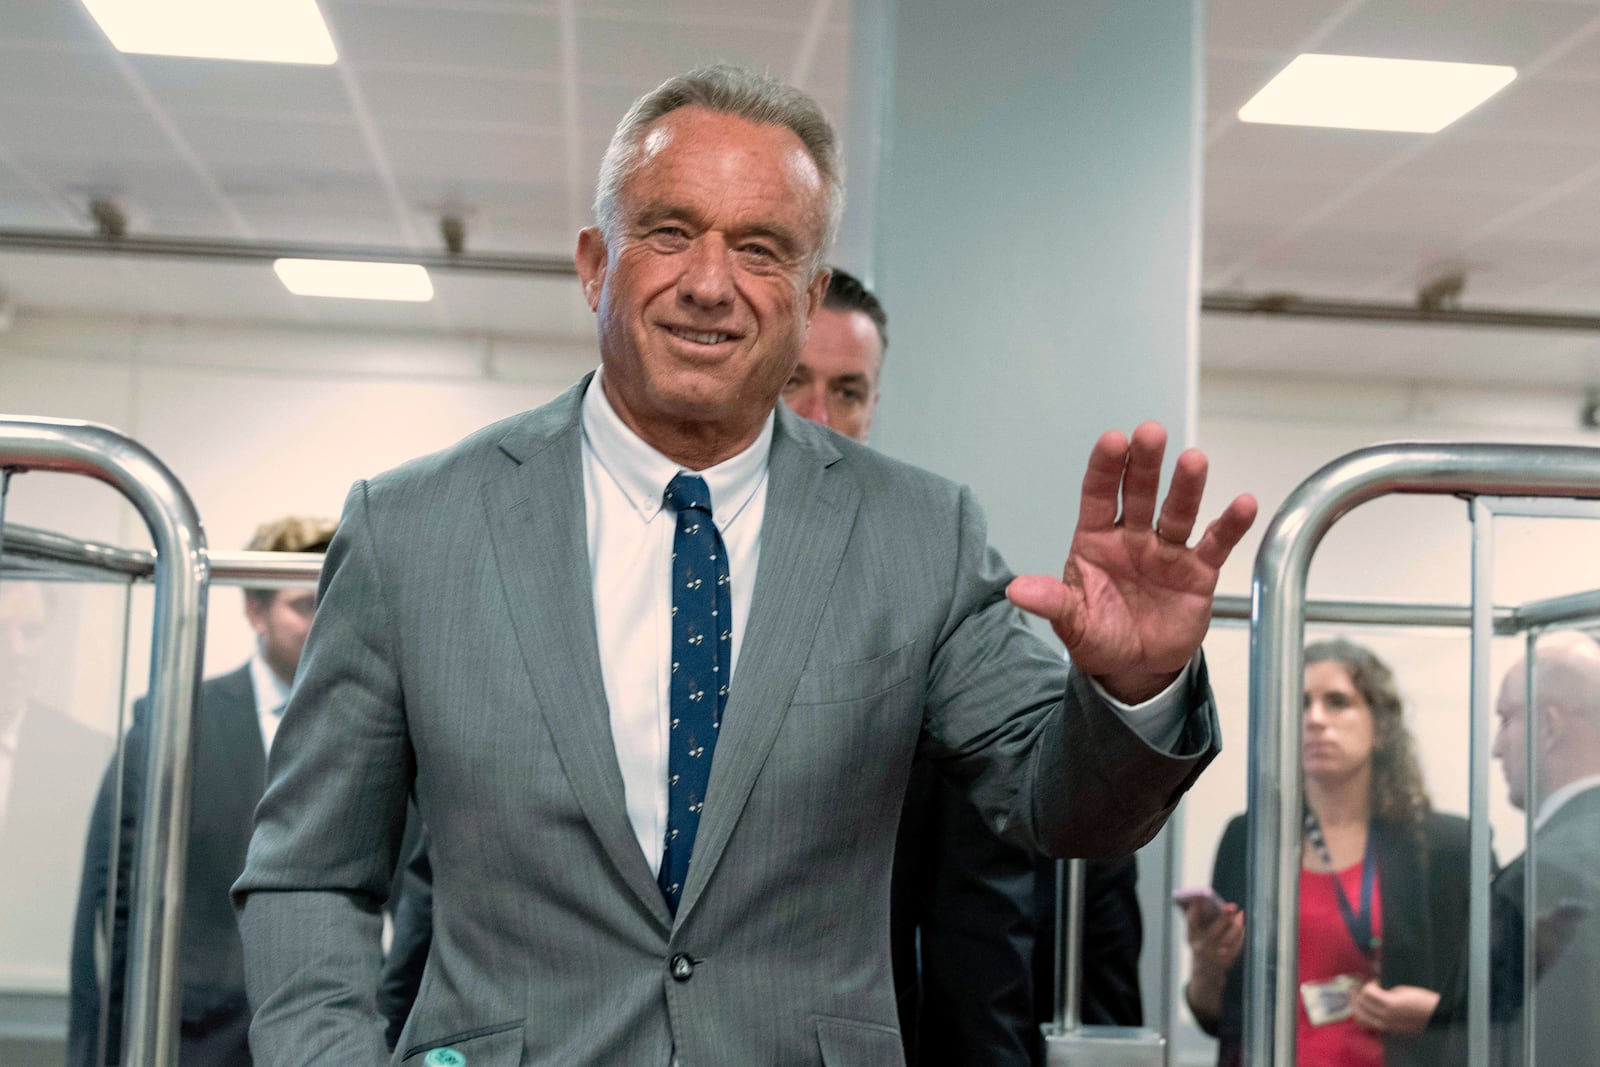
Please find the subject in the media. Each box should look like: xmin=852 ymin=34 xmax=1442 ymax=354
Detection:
xmin=0 ymin=416 xmax=209 ymax=1067
xmin=1246 ymin=442 xmax=1600 ymax=1067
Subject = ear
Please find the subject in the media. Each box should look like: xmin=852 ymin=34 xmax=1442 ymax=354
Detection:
xmin=1539 ymin=703 xmax=1572 ymax=754
xmin=243 ymin=594 xmax=269 ymax=636
xmin=575 ymin=227 xmax=608 ymax=312
xmin=802 ymin=266 xmax=831 ymax=327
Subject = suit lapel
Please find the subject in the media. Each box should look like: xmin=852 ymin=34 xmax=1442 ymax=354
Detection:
xmin=481 ymin=378 xmax=671 ymax=929
xmin=211 ymin=665 xmax=267 ymax=797
xmin=677 ymin=409 xmax=861 ymax=921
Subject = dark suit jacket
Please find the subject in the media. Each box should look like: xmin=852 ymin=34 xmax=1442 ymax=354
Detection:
xmin=1030 ymin=853 xmax=1143 ymax=1035
xmin=890 ymin=762 xmax=1143 ymax=1067
xmin=0 ymin=703 xmax=111 ymax=994
xmin=235 ymin=384 xmax=1220 ymax=1067
xmin=1489 ymin=785 xmax=1600 ymax=1067
xmin=1206 ymin=810 xmax=1474 ymax=1067
xmin=69 ymin=665 xmax=264 ymax=1067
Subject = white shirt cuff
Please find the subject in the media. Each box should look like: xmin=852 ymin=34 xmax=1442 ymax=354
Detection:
xmin=1086 ymin=656 xmax=1198 ymax=751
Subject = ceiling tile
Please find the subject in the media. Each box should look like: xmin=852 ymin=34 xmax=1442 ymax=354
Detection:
xmin=354 ymin=68 xmax=562 ymax=129
xmin=576 ymin=18 xmax=810 ymax=87
xmin=2 ymin=0 xmax=107 ymax=48
xmin=1542 ymin=20 xmax=1600 ymax=80
xmin=1388 ymin=131 xmax=1600 ymax=189
xmin=1467 ymin=75 xmax=1600 ymax=142
xmin=1203 ymin=166 xmax=1354 ymax=229
xmin=0 ymin=43 xmax=128 ymax=105
xmin=1206 ymin=0 xmax=1358 ymax=55
xmin=1208 ymin=123 xmax=1418 ymax=181
xmin=1316 ymin=0 xmax=1597 ymax=66
xmin=130 ymin=55 xmax=352 ymax=117
xmin=170 ymin=113 xmax=371 ymax=175
xmin=0 ymin=103 xmax=172 ymax=160
xmin=326 ymin=2 xmax=563 ymax=76
xmin=383 ymin=127 xmax=563 ymax=185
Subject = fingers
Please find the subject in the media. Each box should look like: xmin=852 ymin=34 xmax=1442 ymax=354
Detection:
xmin=1117 ymin=421 xmax=1167 ymax=530
xmin=1193 ymin=493 xmax=1259 ymax=570
xmin=1077 ymin=429 xmax=1131 ymax=533
xmin=1155 ymin=448 xmax=1208 ymax=545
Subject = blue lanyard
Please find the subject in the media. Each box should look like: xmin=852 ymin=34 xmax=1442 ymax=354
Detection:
xmin=1304 ymin=810 xmax=1382 ymax=963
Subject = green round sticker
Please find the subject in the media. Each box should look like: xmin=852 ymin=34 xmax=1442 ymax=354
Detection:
xmin=423 ymin=1049 xmax=466 ymax=1067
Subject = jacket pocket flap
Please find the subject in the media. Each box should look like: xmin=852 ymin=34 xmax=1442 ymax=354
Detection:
xmin=815 ymin=1016 xmax=904 ymax=1066
xmin=402 ymin=1020 xmax=524 ymax=1065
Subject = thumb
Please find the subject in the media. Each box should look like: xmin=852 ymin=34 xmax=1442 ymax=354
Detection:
xmin=1006 ymin=575 xmax=1078 ymax=625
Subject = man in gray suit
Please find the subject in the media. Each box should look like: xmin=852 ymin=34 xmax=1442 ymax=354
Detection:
xmin=235 ymin=65 xmax=1257 ymax=1067
xmin=1489 ymin=631 xmax=1600 ymax=1067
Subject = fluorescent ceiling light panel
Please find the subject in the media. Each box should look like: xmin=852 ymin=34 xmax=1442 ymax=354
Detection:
xmin=81 ymin=0 xmax=337 ymax=64
xmin=1238 ymin=53 xmax=1516 ymax=133
xmin=274 ymin=260 xmax=434 ymax=302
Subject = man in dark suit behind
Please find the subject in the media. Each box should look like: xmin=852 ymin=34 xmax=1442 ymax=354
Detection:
xmin=783 ymin=268 xmax=1146 ymax=1064
xmin=1489 ymin=631 xmax=1600 ymax=1067
xmin=68 ymin=516 xmax=336 ymax=1067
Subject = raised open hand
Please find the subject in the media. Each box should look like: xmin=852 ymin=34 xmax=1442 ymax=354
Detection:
xmin=1006 ymin=422 xmax=1257 ymax=704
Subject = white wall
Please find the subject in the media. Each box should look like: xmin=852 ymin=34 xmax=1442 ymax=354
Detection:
xmin=0 ymin=309 xmax=596 ymax=992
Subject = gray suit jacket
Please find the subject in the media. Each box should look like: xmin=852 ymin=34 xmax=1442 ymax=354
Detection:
xmin=235 ymin=376 xmax=1220 ymax=1067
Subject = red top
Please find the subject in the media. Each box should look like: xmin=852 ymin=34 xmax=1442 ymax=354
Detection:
xmin=1296 ymin=861 xmax=1384 ymax=1067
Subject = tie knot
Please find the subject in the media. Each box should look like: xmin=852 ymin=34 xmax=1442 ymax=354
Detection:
xmin=664 ymin=473 xmax=713 ymax=518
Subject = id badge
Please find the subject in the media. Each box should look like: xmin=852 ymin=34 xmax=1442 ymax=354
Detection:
xmin=1300 ymin=974 xmax=1361 ymax=1026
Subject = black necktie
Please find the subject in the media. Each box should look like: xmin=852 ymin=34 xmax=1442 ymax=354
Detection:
xmin=657 ymin=473 xmax=731 ymax=914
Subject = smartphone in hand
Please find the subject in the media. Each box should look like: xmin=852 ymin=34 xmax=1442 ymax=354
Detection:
xmin=1173 ymin=887 xmax=1226 ymax=925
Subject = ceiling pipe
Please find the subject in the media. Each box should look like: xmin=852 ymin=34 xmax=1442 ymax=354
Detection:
xmin=1202 ymin=291 xmax=1600 ymax=333
xmin=0 ymin=226 xmax=1598 ymax=332
xmin=0 ymin=228 xmax=574 ymax=277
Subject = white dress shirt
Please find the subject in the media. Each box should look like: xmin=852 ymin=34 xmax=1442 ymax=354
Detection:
xmin=577 ymin=372 xmax=1190 ymax=877
xmin=1536 ymin=773 xmax=1600 ymax=832
xmin=581 ymin=370 xmax=770 ymax=876
xmin=249 ymin=652 xmax=292 ymax=757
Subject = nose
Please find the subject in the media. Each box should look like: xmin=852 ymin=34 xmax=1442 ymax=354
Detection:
xmin=787 ymin=385 xmax=830 ymax=428
xmin=677 ymin=233 xmax=734 ymax=309
xmin=1303 ymin=697 xmax=1325 ymax=728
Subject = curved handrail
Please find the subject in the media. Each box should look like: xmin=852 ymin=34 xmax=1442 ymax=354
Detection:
xmin=1247 ymin=441 xmax=1600 ymax=1067
xmin=0 ymin=415 xmax=209 ymax=1067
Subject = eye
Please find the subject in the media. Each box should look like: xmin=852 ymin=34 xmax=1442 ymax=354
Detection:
xmin=738 ymin=241 xmax=777 ymax=259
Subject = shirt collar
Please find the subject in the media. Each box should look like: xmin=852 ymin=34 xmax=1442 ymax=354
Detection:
xmin=580 ymin=366 xmax=772 ymax=530
xmin=1537 ymin=774 xmax=1600 ymax=831
xmin=249 ymin=651 xmax=292 ymax=718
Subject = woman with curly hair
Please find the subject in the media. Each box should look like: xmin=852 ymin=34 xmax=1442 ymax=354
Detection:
xmin=1182 ymin=639 xmax=1478 ymax=1067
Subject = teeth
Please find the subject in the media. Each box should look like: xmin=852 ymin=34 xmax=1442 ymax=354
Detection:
xmin=670 ymin=327 xmax=730 ymax=345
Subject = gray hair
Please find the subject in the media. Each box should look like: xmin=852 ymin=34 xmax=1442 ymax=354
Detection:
xmin=592 ymin=65 xmax=844 ymax=269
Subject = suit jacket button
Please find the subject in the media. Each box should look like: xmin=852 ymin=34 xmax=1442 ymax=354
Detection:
xmin=670 ymin=953 xmax=694 ymax=982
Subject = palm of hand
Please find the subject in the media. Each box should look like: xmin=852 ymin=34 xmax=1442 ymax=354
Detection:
xmin=1057 ymin=526 xmax=1222 ymax=679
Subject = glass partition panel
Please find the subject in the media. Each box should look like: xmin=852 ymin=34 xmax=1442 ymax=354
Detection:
xmin=0 ymin=575 xmax=131 ymax=1060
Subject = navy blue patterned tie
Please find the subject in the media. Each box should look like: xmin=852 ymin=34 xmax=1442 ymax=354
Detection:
xmin=658 ymin=473 xmax=731 ymax=914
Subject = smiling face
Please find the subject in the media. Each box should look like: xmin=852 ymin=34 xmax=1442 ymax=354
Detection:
xmin=575 ymin=106 xmax=831 ymax=467
xmin=1302 ymin=660 xmax=1377 ymax=785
